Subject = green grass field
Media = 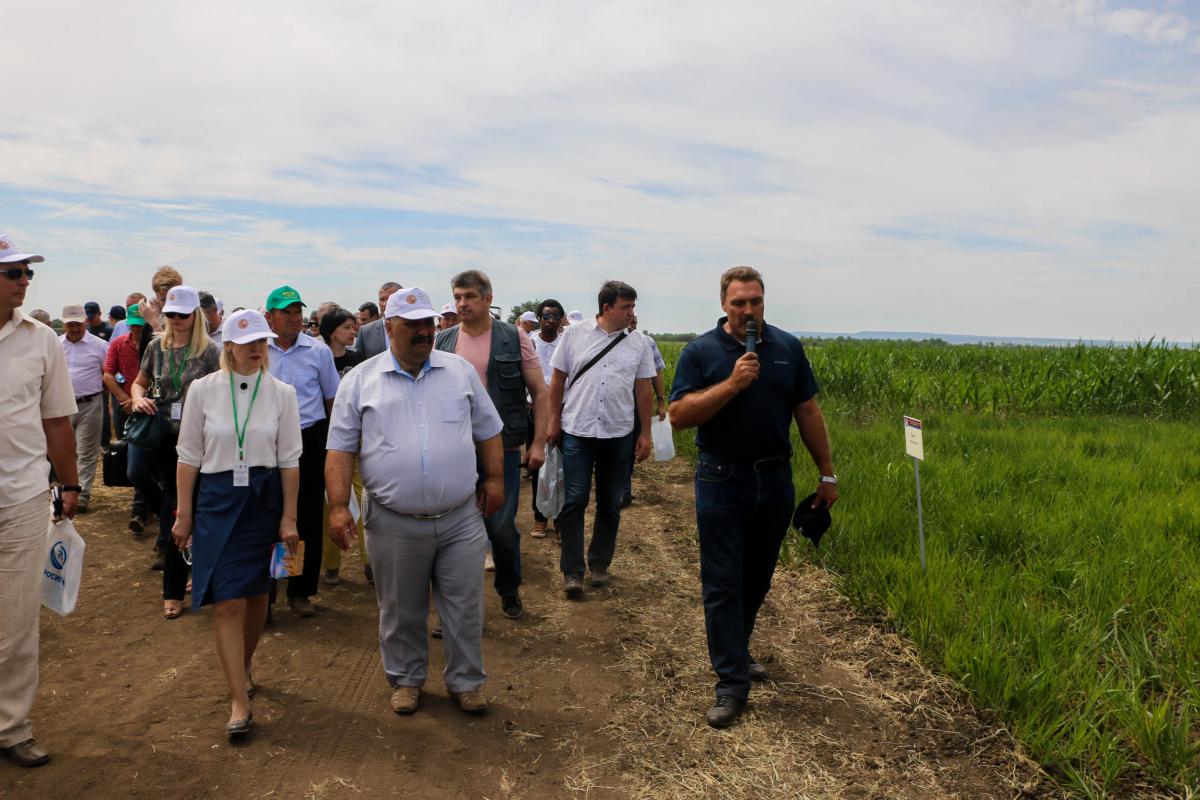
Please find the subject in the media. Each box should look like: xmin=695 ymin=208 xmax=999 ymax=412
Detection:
xmin=657 ymin=338 xmax=1200 ymax=798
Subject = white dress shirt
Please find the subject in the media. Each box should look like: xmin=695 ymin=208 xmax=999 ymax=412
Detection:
xmin=533 ymin=333 xmax=560 ymax=387
xmin=0 ymin=309 xmax=77 ymax=507
xmin=60 ymin=330 xmax=109 ymax=397
xmin=327 ymin=349 xmax=503 ymax=516
xmin=549 ymin=318 xmax=656 ymax=439
xmin=176 ymin=370 xmax=303 ymax=474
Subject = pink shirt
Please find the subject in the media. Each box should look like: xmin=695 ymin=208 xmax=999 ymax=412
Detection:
xmin=454 ymin=325 xmax=541 ymax=385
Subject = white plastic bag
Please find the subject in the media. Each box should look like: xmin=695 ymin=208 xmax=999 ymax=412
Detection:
xmin=42 ymin=515 xmax=86 ymax=616
xmin=651 ymin=414 xmax=676 ymax=461
xmin=536 ymin=444 xmax=565 ymax=519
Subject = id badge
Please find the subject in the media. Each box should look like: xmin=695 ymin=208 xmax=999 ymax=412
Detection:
xmin=233 ymin=462 xmax=250 ymax=487
xmin=170 ymin=402 xmax=183 ymax=421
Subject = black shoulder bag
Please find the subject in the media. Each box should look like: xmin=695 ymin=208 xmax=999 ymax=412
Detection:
xmin=124 ymin=346 xmax=172 ymax=449
xmin=567 ymin=332 xmax=627 ymax=389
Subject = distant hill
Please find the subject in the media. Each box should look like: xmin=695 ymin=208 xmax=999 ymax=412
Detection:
xmin=793 ymin=331 xmax=1195 ymax=348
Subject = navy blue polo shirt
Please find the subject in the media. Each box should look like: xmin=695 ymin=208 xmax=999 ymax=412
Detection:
xmin=670 ymin=318 xmax=819 ymax=461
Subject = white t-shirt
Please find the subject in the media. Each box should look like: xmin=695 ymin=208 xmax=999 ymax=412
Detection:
xmin=533 ymin=333 xmax=560 ymax=386
xmin=549 ymin=318 xmax=656 ymax=439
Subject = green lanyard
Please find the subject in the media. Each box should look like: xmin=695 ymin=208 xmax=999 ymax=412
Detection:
xmin=230 ymin=372 xmax=263 ymax=461
xmin=168 ymin=346 xmax=191 ymax=393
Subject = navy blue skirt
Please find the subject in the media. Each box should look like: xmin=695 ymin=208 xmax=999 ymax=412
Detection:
xmin=190 ymin=467 xmax=283 ymax=610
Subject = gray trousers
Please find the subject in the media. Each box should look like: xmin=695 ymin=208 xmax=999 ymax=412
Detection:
xmin=365 ymin=495 xmax=487 ymax=693
xmin=70 ymin=397 xmax=103 ymax=505
xmin=0 ymin=494 xmax=49 ymax=747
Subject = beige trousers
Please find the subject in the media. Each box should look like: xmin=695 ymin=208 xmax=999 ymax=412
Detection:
xmin=0 ymin=492 xmax=49 ymax=747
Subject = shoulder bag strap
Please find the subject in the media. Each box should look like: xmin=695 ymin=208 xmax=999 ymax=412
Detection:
xmin=567 ymin=332 xmax=627 ymax=389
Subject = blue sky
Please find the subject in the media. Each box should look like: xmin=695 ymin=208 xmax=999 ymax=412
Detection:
xmin=3 ymin=1 xmax=1198 ymax=340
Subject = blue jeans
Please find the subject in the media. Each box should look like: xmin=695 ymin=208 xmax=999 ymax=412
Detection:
xmin=558 ymin=431 xmax=634 ymax=580
xmin=481 ymin=448 xmax=522 ymax=598
xmin=127 ymin=442 xmax=165 ymax=545
xmin=694 ymin=452 xmax=794 ymax=701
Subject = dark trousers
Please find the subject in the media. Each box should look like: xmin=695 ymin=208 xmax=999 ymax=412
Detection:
xmin=152 ymin=433 xmax=190 ymax=602
xmin=113 ymin=403 xmax=152 ymax=518
xmin=481 ymin=449 xmax=522 ymax=597
xmin=558 ymin=430 xmax=634 ymax=579
xmin=127 ymin=442 xmax=166 ymax=545
xmin=694 ymin=453 xmax=794 ymax=701
xmin=621 ymin=413 xmax=642 ymax=502
xmin=289 ymin=420 xmax=328 ymax=599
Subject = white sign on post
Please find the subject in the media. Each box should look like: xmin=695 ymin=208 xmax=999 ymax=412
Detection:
xmin=904 ymin=416 xmax=924 ymax=461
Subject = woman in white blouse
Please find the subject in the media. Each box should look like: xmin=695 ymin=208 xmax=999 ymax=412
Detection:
xmin=173 ymin=309 xmax=302 ymax=737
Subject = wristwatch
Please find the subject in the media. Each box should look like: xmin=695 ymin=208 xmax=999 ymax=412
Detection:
xmin=819 ymin=475 xmax=838 ymax=485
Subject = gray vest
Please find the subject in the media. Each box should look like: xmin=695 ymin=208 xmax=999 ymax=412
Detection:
xmin=435 ymin=321 xmax=528 ymax=448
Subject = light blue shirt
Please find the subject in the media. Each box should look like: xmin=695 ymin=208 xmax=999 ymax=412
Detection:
xmin=111 ymin=319 xmax=130 ymax=341
xmin=267 ymin=333 xmax=340 ymax=429
xmin=326 ymin=349 xmax=503 ymax=516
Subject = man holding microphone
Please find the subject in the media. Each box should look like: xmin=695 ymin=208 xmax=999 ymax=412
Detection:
xmin=670 ymin=266 xmax=838 ymax=729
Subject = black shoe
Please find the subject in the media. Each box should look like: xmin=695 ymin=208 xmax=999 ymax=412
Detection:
xmin=748 ymin=659 xmax=769 ymax=682
xmin=431 ymin=625 xmax=443 ymax=639
xmin=619 ymin=494 xmax=633 ymax=509
xmin=563 ymin=576 xmax=584 ymax=600
xmin=128 ymin=516 xmax=144 ymax=535
xmin=226 ymin=714 xmax=253 ymax=737
xmin=150 ymin=546 xmax=165 ymax=571
xmin=2 ymin=738 xmax=50 ymax=767
xmin=501 ymin=593 xmax=523 ymax=619
xmin=705 ymin=695 xmax=746 ymax=729
xmin=364 ymin=563 xmax=374 ymax=585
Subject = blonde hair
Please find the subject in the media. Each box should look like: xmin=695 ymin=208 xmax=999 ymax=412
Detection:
xmin=151 ymin=265 xmax=184 ymax=295
xmin=161 ymin=309 xmax=211 ymax=358
xmin=219 ymin=341 xmax=270 ymax=373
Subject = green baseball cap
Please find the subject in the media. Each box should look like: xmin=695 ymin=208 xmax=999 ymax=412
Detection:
xmin=127 ymin=304 xmax=146 ymax=327
xmin=265 ymin=285 xmax=306 ymax=311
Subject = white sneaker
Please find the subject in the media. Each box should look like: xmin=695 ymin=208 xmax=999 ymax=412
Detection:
xmin=484 ymin=552 xmax=495 ymax=572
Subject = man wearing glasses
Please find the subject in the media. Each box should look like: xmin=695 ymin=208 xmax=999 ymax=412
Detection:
xmin=529 ymin=299 xmax=566 ymax=538
xmin=0 ymin=234 xmax=81 ymax=767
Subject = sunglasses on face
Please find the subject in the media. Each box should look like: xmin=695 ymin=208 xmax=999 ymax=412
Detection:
xmin=164 ymin=311 xmax=193 ymax=320
xmin=541 ymin=313 xmax=561 ymax=320
xmin=2 ymin=267 xmax=34 ymax=281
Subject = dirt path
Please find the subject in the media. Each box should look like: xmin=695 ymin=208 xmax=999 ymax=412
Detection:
xmin=2 ymin=460 xmax=1053 ymax=799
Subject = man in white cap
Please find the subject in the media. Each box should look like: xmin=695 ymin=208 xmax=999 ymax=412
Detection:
xmin=327 ymin=287 xmax=504 ymax=715
xmin=437 ymin=303 xmax=459 ymax=332
xmin=566 ymin=309 xmax=584 ymax=326
xmin=353 ymin=281 xmax=403 ymax=359
xmin=0 ymin=234 xmax=81 ymax=768
xmin=59 ymin=303 xmax=110 ymax=512
xmin=517 ymin=310 xmax=539 ymax=335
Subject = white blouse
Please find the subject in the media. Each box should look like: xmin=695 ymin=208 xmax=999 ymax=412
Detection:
xmin=177 ymin=369 xmax=303 ymax=474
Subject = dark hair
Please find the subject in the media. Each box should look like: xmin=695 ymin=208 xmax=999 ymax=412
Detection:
xmin=538 ymin=298 xmax=565 ymax=318
xmin=450 ymin=270 xmax=492 ymax=298
xmin=720 ymin=266 xmax=765 ymax=300
xmin=319 ymin=307 xmax=356 ymax=344
xmin=358 ymin=301 xmax=379 ymax=318
xmin=198 ymin=291 xmax=216 ymax=310
xmin=596 ymin=281 xmax=636 ymax=315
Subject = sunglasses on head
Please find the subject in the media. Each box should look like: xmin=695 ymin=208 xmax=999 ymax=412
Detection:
xmin=2 ymin=266 xmax=34 ymax=281
xmin=164 ymin=311 xmax=193 ymax=320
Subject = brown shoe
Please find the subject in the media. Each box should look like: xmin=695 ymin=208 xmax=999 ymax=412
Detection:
xmin=590 ymin=569 xmax=611 ymax=588
xmin=288 ymin=596 xmax=315 ymax=618
xmin=2 ymin=738 xmax=50 ymax=767
xmin=530 ymin=520 xmax=547 ymax=538
xmin=450 ymin=689 xmax=488 ymax=713
xmin=390 ymin=686 xmax=420 ymax=714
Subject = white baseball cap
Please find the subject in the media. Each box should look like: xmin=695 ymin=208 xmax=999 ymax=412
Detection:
xmin=0 ymin=234 xmax=44 ymax=264
xmin=519 ymin=310 xmax=538 ymax=323
xmin=61 ymin=303 xmax=86 ymax=324
xmin=386 ymin=287 xmax=438 ymax=320
xmin=215 ymin=297 xmax=224 ymax=316
xmin=567 ymin=310 xmax=584 ymax=323
xmin=221 ymin=309 xmax=278 ymax=344
xmin=162 ymin=285 xmax=201 ymax=315
xmin=440 ymin=303 xmax=459 ymax=315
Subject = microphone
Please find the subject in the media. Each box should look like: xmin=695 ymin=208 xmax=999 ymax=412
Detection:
xmin=745 ymin=319 xmax=757 ymax=354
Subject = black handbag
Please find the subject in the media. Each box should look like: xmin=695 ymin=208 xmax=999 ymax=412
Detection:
xmin=103 ymin=439 xmax=134 ymax=488
xmin=124 ymin=410 xmax=171 ymax=450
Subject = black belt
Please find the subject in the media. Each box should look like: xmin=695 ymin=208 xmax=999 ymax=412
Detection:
xmin=75 ymin=393 xmax=99 ymax=403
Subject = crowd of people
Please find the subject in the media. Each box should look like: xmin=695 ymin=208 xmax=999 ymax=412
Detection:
xmin=0 ymin=230 xmax=838 ymax=769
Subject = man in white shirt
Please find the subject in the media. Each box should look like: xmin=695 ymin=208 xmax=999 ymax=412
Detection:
xmin=0 ymin=234 xmax=81 ymax=768
xmin=327 ymin=287 xmax=504 ymax=715
xmin=529 ymin=298 xmax=566 ymax=537
xmin=547 ymin=281 xmax=655 ymax=598
xmin=199 ymin=291 xmax=223 ymax=345
xmin=60 ymin=303 xmax=110 ymax=512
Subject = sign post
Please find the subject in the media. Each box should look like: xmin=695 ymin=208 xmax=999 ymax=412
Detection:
xmin=904 ymin=416 xmax=927 ymax=571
